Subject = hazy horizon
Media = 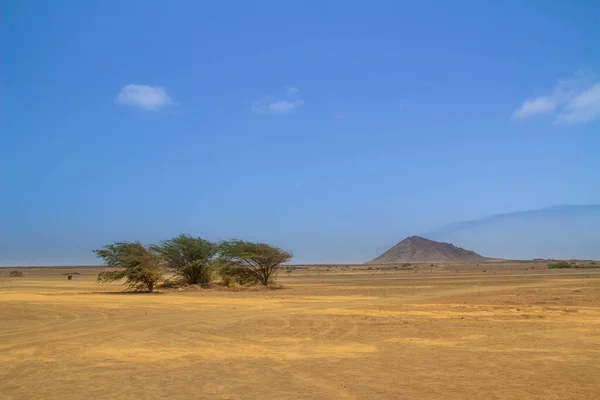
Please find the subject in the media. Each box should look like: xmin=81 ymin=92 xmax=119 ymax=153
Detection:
xmin=1 ymin=204 xmax=598 ymax=266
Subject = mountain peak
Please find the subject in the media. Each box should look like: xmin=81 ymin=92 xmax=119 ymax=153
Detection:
xmin=368 ymin=236 xmax=487 ymax=264
xmin=403 ymin=235 xmax=434 ymax=243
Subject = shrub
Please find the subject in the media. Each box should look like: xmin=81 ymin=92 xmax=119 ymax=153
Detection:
xmin=157 ymin=278 xmax=186 ymax=289
xmin=218 ymin=264 xmax=254 ymax=286
xmin=219 ymin=273 xmax=234 ymax=287
xmin=9 ymin=270 xmax=23 ymax=277
xmin=548 ymin=261 xmax=572 ymax=269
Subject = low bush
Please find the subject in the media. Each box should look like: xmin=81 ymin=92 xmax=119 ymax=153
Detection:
xmin=284 ymin=266 xmax=296 ymax=275
xmin=548 ymin=261 xmax=573 ymax=269
xmin=218 ymin=265 xmax=255 ymax=286
xmin=219 ymin=272 xmax=236 ymax=287
xmin=9 ymin=270 xmax=24 ymax=277
xmin=157 ymin=278 xmax=186 ymax=289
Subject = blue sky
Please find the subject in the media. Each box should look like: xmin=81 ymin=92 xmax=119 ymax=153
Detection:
xmin=2 ymin=0 xmax=599 ymax=265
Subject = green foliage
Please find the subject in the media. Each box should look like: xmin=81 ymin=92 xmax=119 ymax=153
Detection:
xmin=152 ymin=234 xmax=218 ymax=286
xmin=219 ymin=273 xmax=234 ymax=287
xmin=94 ymin=241 xmax=164 ymax=292
xmin=218 ymin=261 xmax=259 ymax=286
xmin=548 ymin=261 xmax=573 ymax=269
xmin=219 ymin=240 xmax=292 ymax=286
xmin=9 ymin=270 xmax=24 ymax=277
xmin=218 ymin=269 xmax=238 ymax=287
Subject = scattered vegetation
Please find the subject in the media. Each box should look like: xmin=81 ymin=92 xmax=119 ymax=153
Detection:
xmin=284 ymin=266 xmax=296 ymax=275
xmin=548 ymin=261 xmax=573 ymax=269
xmin=93 ymin=236 xmax=293 ymax=291
xmin=9 ymin=270 xmax=24 ymax=277
xmin=547 ymin=261 xmax=600 ymax=269
xmin=94 ymin=242 xmax=164 ymax=292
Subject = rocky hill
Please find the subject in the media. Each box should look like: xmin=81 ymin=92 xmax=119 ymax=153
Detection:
xmin=367 ymin=236 xmax=488 ymax=263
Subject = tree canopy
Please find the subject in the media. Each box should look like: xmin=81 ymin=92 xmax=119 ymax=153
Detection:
xmin=219 ymin=240 xmax=292 ymax=286
xmin=151 ymin=234 xmax=219 ymax=285
xmin=94 ymin=241 xmax=164 ymax=292
xmin=92 ymin=237 xmax=292 ymax=291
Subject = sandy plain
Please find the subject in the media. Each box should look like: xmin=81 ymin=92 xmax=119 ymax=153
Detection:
xmin=1 ymin=263 xmax=599 ymax=399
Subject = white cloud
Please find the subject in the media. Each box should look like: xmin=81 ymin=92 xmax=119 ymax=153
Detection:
xmin=116 ymin=84 xmax=172 ymax=111
xmin=555 ymin=83 xmax=600 ymax=124
xmin=512 ymin=97 xmax=556 ymax=118
xmin=512 ymin=74 xmax=600 ymax=125
xmin=269 ymin=100 xmax=304 ymax=112
xmin=253 ymin=87 xmax=303 ymax=114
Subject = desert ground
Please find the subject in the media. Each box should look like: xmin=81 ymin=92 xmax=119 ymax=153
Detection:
xmin=1 ymin=263 xmax=599 ymax=399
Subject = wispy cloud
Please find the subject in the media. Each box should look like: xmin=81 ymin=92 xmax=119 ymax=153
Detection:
xmin=555 ymin=83 xmax=600 ymax=124
xmin=513 ymin=97 xmax=556 ymax=118
xmin=252 ymin=87 xmax=303 ymax=114
xmin=268 ymin=100 xmax=303 ymax=112
xmin=116 ymin=84 xmax=172 ymax=111
xmin=512 ymin=74 xmax=600 ymax=124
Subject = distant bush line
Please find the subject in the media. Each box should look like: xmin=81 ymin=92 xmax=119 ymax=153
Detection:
xmin=548 ymin=261 xmax=599 ymax=269
xmin=9 ymin=270 xmax=24 ymax=277
xmin=93 ymin=235 xmax=292 ymax=292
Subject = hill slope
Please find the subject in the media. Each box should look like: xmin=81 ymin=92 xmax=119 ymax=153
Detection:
xmin=367 ymin=236 xmax=488 ymax=264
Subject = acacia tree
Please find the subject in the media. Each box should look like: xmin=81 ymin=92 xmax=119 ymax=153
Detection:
xmin=93 ymin=241 xmax=164 ymax=292
xmin=219 ymin=240 xmax=292 ymax=286
xmin=151 ymin=234 xmax=218 ymax=285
